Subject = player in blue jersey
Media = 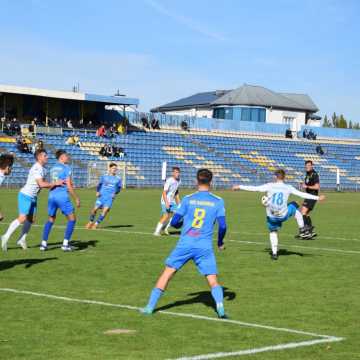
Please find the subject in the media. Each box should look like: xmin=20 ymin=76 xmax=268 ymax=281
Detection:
xmin=86 ymin=163 xmax=122 ymax=229
xmin=142 ymin=168 xmax=228 ymax=318
xmin=40 ymin=150 xmax=81 ymax=251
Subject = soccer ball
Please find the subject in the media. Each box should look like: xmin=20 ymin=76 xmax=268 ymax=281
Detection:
xmin=261 ymin=195 xmax=270 ymax=207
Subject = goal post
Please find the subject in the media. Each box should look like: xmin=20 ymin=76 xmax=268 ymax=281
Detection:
xmin=87 ymin=161 xmax=126 ymax=188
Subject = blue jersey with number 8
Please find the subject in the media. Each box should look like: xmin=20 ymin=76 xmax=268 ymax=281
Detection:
xmin=175 ymin=191 xmax=225 ymax=249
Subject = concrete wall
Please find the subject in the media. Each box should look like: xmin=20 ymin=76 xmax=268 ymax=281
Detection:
xmin=266 ymin=108 xmax=306 ymax=131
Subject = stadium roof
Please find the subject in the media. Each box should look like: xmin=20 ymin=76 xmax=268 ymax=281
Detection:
xmin=151 ymin=90 xmax=230 ymax=112
xmin=152 ymin=84 xmax=318 ymax=113
xmin=0 ymin=84 xmax=139 ymax=106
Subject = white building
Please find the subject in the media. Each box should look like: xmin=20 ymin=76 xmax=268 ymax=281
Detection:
xmin=151 ymin=84 xmax=320 ymax=131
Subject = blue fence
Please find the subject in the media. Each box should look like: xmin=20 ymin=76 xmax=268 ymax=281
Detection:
xmin=301 ymin=126 xmax=360 ymax=139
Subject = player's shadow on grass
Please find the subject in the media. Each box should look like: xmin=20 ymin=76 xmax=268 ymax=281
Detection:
xmin=104 ymin=225 xmax=134 ymax=229
xmin=265 ymin=248 xmax=314 ymax=257
xmin=29 ymin=240 xmax=98 ymax=251
xmin=0 ymin=257 xmax=57 ymax=272
xmin=155 ymin=287 xmax=236 ymax=313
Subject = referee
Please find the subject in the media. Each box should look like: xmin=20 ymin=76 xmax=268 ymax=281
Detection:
xmin=299 ymin=160 xmax=320 ymax=239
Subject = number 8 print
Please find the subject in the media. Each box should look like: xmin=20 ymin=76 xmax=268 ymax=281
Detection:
xmin=191 ymin=208 xmax=206 ymax=229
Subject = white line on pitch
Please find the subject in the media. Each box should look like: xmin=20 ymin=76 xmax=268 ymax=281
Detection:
xmin=167 ymin=337 xmax=344 ymax=360
xmin=0 ymin=288 xmax=344 ymax=360
xmin=0 ymin=288 xmax=342 ymax=340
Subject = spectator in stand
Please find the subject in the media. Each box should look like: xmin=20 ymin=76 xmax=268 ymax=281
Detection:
xmin=17 ymin=136 xmax=31 ymax=154
xmin=308 ymin=129 xmax=316 ymax=140
xmin=141 ymin=116 xmax=150 ymax=130
xmin=151 ymin=118 xmax=160 ymax=130
xmin=303 ymin=129 xmax=308 ymax=139
xmin=96 ymin=125 xmax=106 ymax=137
xmin=67 ymin=119 xmax=73 ymax=129
xmin=181 ymin=120 xmax=189 ymax=131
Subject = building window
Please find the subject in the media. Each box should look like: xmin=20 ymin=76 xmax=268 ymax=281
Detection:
xmin=213 ymin=106 xmax=265 ymax=122
xmin=283 ymin=116 xmax=295 ymax=125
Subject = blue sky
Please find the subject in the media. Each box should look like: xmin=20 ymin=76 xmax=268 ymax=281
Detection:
xmin=1 ymin=0 xmax=359 ymax=121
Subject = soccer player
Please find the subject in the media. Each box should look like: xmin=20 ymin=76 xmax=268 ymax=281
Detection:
xmin=86 ymin=163 xmax=122 ymax=229
xmin=153 ymin=166 xmax=181 ymax=236
xmin=1 ymin=149 xmax=63 ymax=251
xmin=0 ymin=153 xmax=14 ymax=221
xmin=233 ymin=169 xmax=325 ymax=260
xmin=298 ymin=160 xmax=320 ymax=239
xmin=40 ymin=150 xmax=80 ymax=251
xmin=142 ymin=168 xmax=228 ymax=318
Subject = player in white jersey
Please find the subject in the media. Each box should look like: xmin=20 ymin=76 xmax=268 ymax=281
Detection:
xmin=0 ymin=154 xmax=15 ymax=221
xmin=233 ymin=169 xmax=325 ymax=260
xmin=1 ymin=149 xmax=64 ymax=251
xmin=154 ymin=166 xmax=181 ymax=236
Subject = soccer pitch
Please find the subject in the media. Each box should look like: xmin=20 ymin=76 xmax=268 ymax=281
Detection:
xmin=0 ymin=188 xmax=359 ymax=359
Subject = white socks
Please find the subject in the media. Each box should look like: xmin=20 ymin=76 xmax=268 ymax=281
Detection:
xmin=3 ymin=219 xmax=21 ymax=240
xmin=295 ymin=210 xmax=304 ymax=228
xmin=154 ymin=222 xmax=164 ymax=235
xmin=164 ymin=217 xmax=172 ymax=232
xmin=17 ymin=220 xmax=32 ymax=244
xmin=270 ymin=231 xmax=278 ymax=255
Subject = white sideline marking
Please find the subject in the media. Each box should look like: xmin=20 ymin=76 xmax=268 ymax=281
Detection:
xmin=168 ymin=337 xmax=343 ymax=360
xmin=0 ymin=223 xmax=358 ymax=255
xmin=0 ymin=288 xmax=344 ymax=360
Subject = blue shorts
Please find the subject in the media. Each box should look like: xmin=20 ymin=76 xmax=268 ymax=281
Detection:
xmin=18 ymin=192 xmax=37 ymax=216
xmin=161 ymin=202 xmax=178 ymax=215
xmin=95 ymin=195 xmax=114 ymax=209
xmin=48 ymin=195 xmax=75 ymax=217
xmin=166 ymin=246 xmax=217 ymax=276
xmin=267 ymin=202 xmax=298 ymax=232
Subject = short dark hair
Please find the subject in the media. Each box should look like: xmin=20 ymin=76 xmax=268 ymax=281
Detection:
xmin=274 ymin=169 xmax=286 ymax=180
xmin=172 ymin=166 xmax=180 ymax=172
xmin=305 ymin=160 xmax=313 ymax=165
xmin=34 ymin=149 xmax=47 ymax=160
xmin=109 ymin=162 xmax=117 ymax=168
xmin=0 ymin=154 xmax=14 ymax=169
xmin=55 ymin=149 xmax=67 ymax=160
xmin=197 ymin=168 xmax=213 ymax=185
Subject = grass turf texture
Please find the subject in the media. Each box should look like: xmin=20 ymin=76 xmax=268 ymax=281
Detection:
xmin=0 ymin=188 xmax=359 ymax=359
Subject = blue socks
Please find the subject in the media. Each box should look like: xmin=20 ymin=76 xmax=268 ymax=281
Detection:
xmin=96 ymin=214 xmax=105 ymax=224
xmin=211 ymin=285 xmax=224 ymax=306
xmin=89 ymin=214 xmax=95 ymax=222
xmin=64 ymin=220 xmax=76 ymax=241
xmin=147 ymin=288 xmax=164 ymax=310
xmin=42 ymin=221 xmax=54 ymax=241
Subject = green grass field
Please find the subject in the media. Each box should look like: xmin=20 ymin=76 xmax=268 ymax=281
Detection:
xmin=0 ymin=188 xmax=359 ymax=360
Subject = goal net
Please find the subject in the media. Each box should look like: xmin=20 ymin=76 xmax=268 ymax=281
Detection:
xmin=86 ymin=161 xmax=126 ymax=188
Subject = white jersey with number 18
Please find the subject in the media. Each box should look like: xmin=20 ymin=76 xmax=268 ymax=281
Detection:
xmin=239 ymin=182 xmax=319 ymax=218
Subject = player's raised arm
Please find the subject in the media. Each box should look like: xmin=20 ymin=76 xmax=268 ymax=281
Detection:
xmin=216 ymin=200 xmax=227 ymax=250
xmin=36 ymin=176 xmax=64 ymax=189
xmin=233 ymin=184 xmax=270 ymax=192
xmin=290 ymin=186 xmax=325 ymax=201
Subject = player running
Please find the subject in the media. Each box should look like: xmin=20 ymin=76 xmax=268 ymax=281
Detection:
xmin=233 ymin=169 xmax=325 ymax=260
xmin=298 ymin=160 xmax=320 ymax=239
xmin=86 ymin=163 xmax=122 ymax=229
xmin=0 ymin=153 xmax=14 ymax=221
xmin=40 ymin=150 xmax=80 ymax=252
xmin=1 ymin=149 xmax=63 ymax=251
xmin=153 ymin=166 xmax=181 ymax=236
xmin=142 ymin=168 xmax=228 ymax=318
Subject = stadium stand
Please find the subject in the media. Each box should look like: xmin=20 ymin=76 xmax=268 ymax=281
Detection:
xmin=1 ymin=125 xmax=359 ymax=190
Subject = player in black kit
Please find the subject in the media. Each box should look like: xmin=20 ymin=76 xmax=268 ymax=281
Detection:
xmin=297 ymin=160 xmax=320 ymax=239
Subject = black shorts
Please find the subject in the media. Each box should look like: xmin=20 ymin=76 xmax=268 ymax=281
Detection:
xmin=302 ymin=199 xmax=317 ymax=211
